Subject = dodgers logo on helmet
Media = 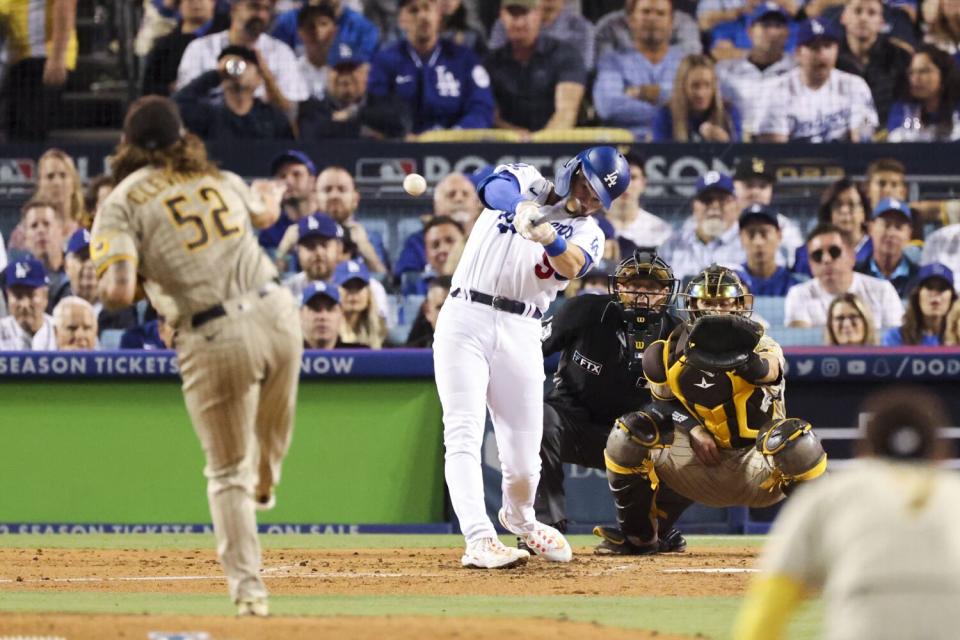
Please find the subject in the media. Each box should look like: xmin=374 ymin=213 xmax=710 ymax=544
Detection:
xmin=554 ymin=146 xmax=630 ymax=210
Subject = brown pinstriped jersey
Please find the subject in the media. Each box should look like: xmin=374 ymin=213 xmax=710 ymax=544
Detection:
xmin=644 ymin=324 xmax=786 ymax=449
xmin=91 ymin=167 xmax=278 ymax=323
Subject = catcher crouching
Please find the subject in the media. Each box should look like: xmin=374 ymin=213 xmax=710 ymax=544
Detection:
xmin=602 ymin=265 xmax=827 ymax=549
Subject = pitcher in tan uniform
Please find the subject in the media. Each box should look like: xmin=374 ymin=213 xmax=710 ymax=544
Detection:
xmin=92 ymin=96 xmax=301 ymax=617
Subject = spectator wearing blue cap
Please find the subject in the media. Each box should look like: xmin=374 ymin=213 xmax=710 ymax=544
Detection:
xmin=281 ymin=213 xmax=344 ymax=301
xmin=367 ymin=0 xmax=494 ymax=135
xmin=298 ymin=47 xmax=410 ymax=139
xmin=593 ymin=0 xmax=685 ymax=141
xmin=174 ymin=45 xmax=294 ymax=141
xmin=882 ymin=263 xmax=956 ymax=346
xmin=394 ymin=173 xmax=481 ymax=281
xmin=21 ymin=198 xmax=73 ymax=313
xmin=271 ymin=0 xmax=379 ymax=63
xmin=709 ymin=1 xmax=799 ymax=63
xmin=756 ymin=18 xmax=879 ymax=142
xmin=837 ymin=0 xmax=913 ymax=126
xmin=0 ymin=257 xmax=57 ymax=350
xmin=259 ymin=150 xmax=319 ymax=254
xmin=716 ymin=3 xmax=796 ymax=139
xmin=64 ymin=228 xmax=138 ymax=335
xmin=735 ymin=204 xmax=803 ymax=296
xmin=855 ymin=198 xmax=920 ymax=296
xmin=333 ymin=259 xmax=387 ymax=348
xmin=300 ymin=280 xmax=367 ymax=349
xmin=659 ymin=171 xmax=746 ymax=282
xmin=651 ymin=54 xmax=742 ymax=142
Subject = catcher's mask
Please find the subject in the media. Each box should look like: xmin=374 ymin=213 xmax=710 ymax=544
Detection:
xmin=607 ymin=249 xmax=677 ymax=373
xmin=680 ymin=264 xmax=754 ymax=322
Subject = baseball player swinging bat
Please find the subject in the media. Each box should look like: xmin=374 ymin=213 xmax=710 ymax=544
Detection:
xmin=531 ymin=197 xmax=584 ymax=227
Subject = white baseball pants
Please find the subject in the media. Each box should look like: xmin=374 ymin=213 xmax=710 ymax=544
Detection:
xmin=433 ymin=297 xmax=545 ymax=542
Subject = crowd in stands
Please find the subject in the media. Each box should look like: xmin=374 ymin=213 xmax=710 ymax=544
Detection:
xmin=1 ymin=140 xmax=960 ymax=351
xmin=61 ymin=0 xmax=954 ymax=144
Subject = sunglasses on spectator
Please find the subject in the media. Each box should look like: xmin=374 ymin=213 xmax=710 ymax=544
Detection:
xmin=810 ymin=245 xmax=843 ymax=263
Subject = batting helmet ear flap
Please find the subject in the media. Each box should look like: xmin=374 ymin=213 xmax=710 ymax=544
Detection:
xmin=554 ymin=147 xmax=631 ymax=210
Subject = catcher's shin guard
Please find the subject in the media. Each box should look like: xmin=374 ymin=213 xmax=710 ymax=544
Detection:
xmin=603 ymin=405 xmax=674 ymax=543
xmin=757 ymin=418 xmax=828 ymax=493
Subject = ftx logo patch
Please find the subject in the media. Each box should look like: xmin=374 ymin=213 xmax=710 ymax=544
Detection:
xmin=572 ymin=350 xmax=602 ymax=375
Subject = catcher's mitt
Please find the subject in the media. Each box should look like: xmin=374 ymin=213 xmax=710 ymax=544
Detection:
xmin=683 ymin=315 xmax=763 ymax=372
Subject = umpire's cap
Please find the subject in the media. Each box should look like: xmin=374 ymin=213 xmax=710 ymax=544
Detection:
xmin=859 ymin=386 xmax=949 ymax=461
xmin=123 ymin=96 xmax=184 ymax=151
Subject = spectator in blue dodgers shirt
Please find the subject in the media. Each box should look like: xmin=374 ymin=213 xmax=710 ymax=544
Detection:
xmin=282 ymin=212 xmax=345 ymax=300
xmin=716 ymin=3 xmax=795 ymax=140
xmin=295 ymin=3 xmax=339 ymax=100
xmin=299 ymin=45 xmax=413 ymax=139
xmin=173 ymin=45 xmax=294 ymax=140
xmin=708 ymin=1 xmax=800 ymax=63
xmin=141 ymin=0 xmax=226 ymax=96
xmin=120 ymin=315 xmax=175 ymax=350
xmin=21 ymin=198 xmax=72 ymax=313
xmin=271 ymin=0 xmax=379 ymax=60
xmin=176 ymin=0 xmax=308 ymax=113
xmin=367 ymin=0 xmax=494 ymax=135
xmin=785 ymin=223 xmax=903 ymax=330
xmin=652 ymin=54 xmax=743 ymax=142
xmin=300 ymin=280 xmax=368 ymax=349
xmin=658 ymin=171 xmax=746 ymax=283
xmin=488 ymin=0 xmax=595 ymax=69
xmin=258 ymin=150 xmax=319 ymax=253
xmin=594 ymin=0 xmax=702 ymax=62
xmin=604 ymin=152 xmax=673 ymax=250
xmin=882 ymin=263 xmax=957 ymax=346
xmin=333 ymin=259 xmax=387 ymax=348
xmin=593 ymin=0 xmax=684 ymax=141
xmin=836 ymin=0 xmax=913 ymax=128
xmin=52 ymin=296 xmax=98 ymax=351
xmin=736 ymin=204 xmax=804 ymax=297
xmin=855 ymin=198 xmax=920 ymax=297
xmin=732 ymin=156 xmax=803 ymax=269
xmin=887 ymin=44 xmax=960 ymax=142
xmin=755 ymin=18 xmax=879 ymax=143
xmin=0 ymin=257 xmax=56 ymax=351
xmin=697 ymin=0 xmax=798 ymax=35
xmin=484 ymin=0 xmax=586 ymax=139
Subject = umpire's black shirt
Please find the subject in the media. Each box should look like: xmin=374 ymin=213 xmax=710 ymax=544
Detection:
xmin=541 ymin=295 xmax=678 ymax=426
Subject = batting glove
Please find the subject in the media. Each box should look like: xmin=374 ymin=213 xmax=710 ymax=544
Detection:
xmin=514 ymin=201 xmax=557 ymax=245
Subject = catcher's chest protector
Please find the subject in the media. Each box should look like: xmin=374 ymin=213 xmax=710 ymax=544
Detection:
xmin=664 ymin=330 xmax=782 ymax=449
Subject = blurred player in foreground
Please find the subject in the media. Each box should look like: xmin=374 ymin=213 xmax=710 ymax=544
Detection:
xmin=434 ymin=146 xmax=630 ymax=568
xmin=92 ymin=96 xmax=301 ymax=616
xmin=735 ymin=385 xmax=960 ymax=640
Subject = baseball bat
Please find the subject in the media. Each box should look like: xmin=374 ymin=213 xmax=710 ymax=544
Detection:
xmin=531 ymin=197 xmax=583 ymax=226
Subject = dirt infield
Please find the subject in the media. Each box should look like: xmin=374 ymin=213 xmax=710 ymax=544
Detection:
xmin=0 ymin=544 xmax=758 ymax=639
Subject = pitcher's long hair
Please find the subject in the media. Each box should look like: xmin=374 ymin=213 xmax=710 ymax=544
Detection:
xmin=109 ymin=132 xmax=220 ymax=184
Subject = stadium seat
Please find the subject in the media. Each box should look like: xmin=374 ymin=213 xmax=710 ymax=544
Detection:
xmin=765 ymin=326 xmax=824 ymax=347
xmin=415 ymin=129 xmax=522 ymax=143
xmin=753 ymin=296 xmax=785 ymax=327
xmin=529 ymin=128 xmax=634 ymax=143
xmin=100 ymin=329 xmax=125 ymax=350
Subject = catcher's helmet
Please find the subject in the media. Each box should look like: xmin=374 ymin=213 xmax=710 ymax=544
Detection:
xmin=680 ymin=264 xmax=753 ymax=322
xmin=554 ymin=146 xmax=630 ymax=210
xmin=608 ymin=249 xmax=677 ymax=312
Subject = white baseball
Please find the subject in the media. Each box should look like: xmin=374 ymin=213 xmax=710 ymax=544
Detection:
xmin=403 ymin=173 xmax=428 ymax=197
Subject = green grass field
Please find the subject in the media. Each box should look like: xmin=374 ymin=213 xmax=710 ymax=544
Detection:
xmin=0 ymin=534 xmax=822 ymax=639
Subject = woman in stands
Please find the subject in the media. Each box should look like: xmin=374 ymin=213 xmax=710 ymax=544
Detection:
xmin=882 ymin=264 xmax=957 ymax=346
xmin=887 ymin=45 xmax=960 ymax=142
xmin=335 ymin=260 xmax=388 ymax=349
xmin=8 ymin=149 xmax=87 ymax=251
xmin=825 ymin=293 xmax=878 ymax=346
xmin=795 ymin=179 xmax=873 ymax=276
xmin=652 ymin=54 xmax=742 ymax=142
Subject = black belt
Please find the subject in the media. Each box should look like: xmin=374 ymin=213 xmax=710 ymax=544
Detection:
xmin=191 ymin=281 xmax=279 ymax=329
xmin=452 ymin=288 xmax=542 ymax=319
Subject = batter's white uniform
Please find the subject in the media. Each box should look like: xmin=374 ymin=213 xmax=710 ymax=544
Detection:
xmin=433 ymin=163 xmax=605 ymax=541
xmin=758 ymin=459 xmax=960 ymax=639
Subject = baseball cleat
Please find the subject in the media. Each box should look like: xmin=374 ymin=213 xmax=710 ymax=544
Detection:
xmin=461 ymin=537 xmax=530 ymax=569
xmin=592 ymin=526 xmax=659 ymax=556
xmin=498 ymin=508 xmax=573 ymax=563
xmin=658 ymin=528 xmax=688 ymax=553
xmin=237 ymin=597 xmax=269 ymax=617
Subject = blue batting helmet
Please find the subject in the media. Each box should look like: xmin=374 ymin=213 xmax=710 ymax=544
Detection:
xmin=554 ymin=146 xmax=631 ymax=210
